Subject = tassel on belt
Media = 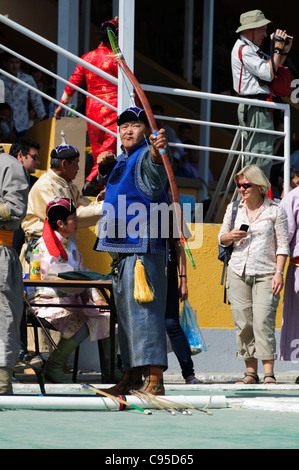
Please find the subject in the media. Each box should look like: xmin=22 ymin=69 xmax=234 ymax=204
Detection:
xmin=290 ymin=256 xmax=299 ymax=267
xmin=0 ymin=229 xmax=14 ymax=246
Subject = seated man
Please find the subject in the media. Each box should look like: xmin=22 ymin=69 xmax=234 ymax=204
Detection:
xmin=27 ymin=198 xmax=113 ymax=383
xmin=20 ymin=142 xmax=103 ymax=271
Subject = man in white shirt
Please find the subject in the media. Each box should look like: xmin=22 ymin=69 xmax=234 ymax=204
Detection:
xmin=231 ymin=10 xmax=293 ymax=178
xmin=0 ymin=53 xmax=46 ymax=137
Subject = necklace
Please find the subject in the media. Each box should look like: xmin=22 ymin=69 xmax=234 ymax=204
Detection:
xmin=246 ymin=204 xmax=262 ymax=222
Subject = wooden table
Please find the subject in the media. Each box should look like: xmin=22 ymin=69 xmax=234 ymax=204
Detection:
xmin=23 ymin=278 xmax=117 ymax=383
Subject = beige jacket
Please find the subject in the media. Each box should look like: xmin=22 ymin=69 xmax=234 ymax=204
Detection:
xmin=21 ymin=168 xmax=102 ymax=237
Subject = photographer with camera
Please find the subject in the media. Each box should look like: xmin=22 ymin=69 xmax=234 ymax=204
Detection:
xmin=231 ymin=10 xmax=293 ymax=179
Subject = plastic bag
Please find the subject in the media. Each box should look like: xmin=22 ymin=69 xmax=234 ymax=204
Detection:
xmin=180 ymin=299 xmax=207 ymax=355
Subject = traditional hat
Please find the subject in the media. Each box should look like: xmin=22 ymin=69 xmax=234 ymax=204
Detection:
xmin=46 ymin=197 xmax=76 ymax=223
xmin=236 ymin=10 xmax=271 ymax=33
xmin=117 ymin=107 xmax=149 ymax=127
xmin=50 ymin=144 xmax=79 ymax=160
xmin=43 ymin=198 xmax=76 ymax=260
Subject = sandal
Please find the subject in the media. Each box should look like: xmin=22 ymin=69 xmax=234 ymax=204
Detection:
xmin=236 ymin=372 xmax=259 ymax=384
xmin=264 ymin=373 xmax=277 ymax=384
xmin=185 ymin=376 xmax=201 ymax=384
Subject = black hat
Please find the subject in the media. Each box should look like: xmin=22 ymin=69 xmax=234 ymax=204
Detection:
xmin=46 ymin=197 xmax=76 ymax=223
xmin=50 ymin=144 xmax=80 ymax=160
xmin=117 ymin=107 xmax=149 ymax=127
xmin=100 ymin=18 xmax=119 ymax=36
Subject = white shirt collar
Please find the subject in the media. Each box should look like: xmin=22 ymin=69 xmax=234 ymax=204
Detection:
xmin=240 ymin=35 xmax=260 ymax=53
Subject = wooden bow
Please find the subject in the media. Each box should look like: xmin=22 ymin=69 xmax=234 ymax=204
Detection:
xmin=107 ymin=28 xmax=196 ymax=269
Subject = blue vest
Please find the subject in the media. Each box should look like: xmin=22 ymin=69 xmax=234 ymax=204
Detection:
xmin=94 ymin=143 xmax=169 ymax=254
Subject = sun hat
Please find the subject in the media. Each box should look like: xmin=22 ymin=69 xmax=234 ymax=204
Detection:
xmin=236 ymin=10 xmax=271 ymax=33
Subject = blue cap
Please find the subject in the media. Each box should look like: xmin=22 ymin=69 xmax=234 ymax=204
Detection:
xmin=117 ymin=107 xmax=149 ymax=126
xmin=50 ymin=145 xmax=79 ymax=160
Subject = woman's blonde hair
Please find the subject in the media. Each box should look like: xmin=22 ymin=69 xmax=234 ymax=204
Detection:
xmin=234 ymin=165 xmax=270 ymax=196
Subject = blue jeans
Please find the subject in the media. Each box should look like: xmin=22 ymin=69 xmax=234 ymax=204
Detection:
xmin=165 ymin=280 xmax=195 ymax=379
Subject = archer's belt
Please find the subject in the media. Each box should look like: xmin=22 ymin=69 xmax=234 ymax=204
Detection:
xmin=0 ymin=229 xmax=14 ymax=246
xmin=290 ymin=256 xmax=299 ymax=267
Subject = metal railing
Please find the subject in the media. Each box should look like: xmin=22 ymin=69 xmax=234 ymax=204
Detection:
xmin=0 ymin=14 xmax=291 ymax=224
xmin=0 ymin=14 xmax=117 ymax=137
xmin=141 ymin=85 xmax=290 ymax=222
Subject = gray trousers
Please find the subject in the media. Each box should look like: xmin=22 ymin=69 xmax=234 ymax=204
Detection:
xmin=112 ymin=253 xmax=168 ymax=371
xmin=0 ymin=246 xmax=24 ymax=368
xmin=238 ymin=104 xmax=274 ymax=179
xmin=226 ymin=266 xmax=279 ymax=361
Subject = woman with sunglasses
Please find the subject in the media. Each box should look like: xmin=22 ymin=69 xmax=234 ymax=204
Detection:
xmin=218 ymin=165 xmax=289 ymax=384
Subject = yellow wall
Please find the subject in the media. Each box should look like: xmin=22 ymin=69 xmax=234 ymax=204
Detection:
xmin=78 ymin=223 xmax=286 ymax=330
xmin=27 ymin=118 xmax=56 ymax=177
xmin=4 ymin=119 xmax=285 ymax=331
xmin=27 ymin=117 xmax=87 ymax=189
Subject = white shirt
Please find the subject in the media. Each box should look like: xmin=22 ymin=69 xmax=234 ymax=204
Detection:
xmin=0 ymin=71 xmax=46 ymax=132
xmin=218 ymin=196 xmax=289 ymax=276
xmin=231 ymin=36 xmax=272 ymax=96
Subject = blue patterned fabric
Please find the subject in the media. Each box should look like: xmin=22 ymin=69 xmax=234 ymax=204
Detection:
xmin=94 ymin=143 xmax=168 ymax=254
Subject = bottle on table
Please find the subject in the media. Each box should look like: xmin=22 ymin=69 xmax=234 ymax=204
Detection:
xmin=30 ymin=248 xmax=41 ymax=280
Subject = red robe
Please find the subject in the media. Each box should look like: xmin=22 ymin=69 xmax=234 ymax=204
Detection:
xmin=64 ymin=44 xmax=118 ymax=182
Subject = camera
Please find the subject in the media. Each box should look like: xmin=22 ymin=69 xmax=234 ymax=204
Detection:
xmin=273 ymin=34 xmax=292 ymax=45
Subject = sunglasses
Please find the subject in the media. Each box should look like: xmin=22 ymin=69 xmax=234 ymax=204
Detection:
xmin=237 ymin=183 xmax=252 ymax=190
xmin=27 ymin=152 xmax=39 ymax=161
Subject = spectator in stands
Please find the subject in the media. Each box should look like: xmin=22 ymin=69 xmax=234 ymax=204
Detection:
xmin=152 ymin=104 xmax=182 ymax=160
xmin=0 ymin=103 xmax=16 ymax=143
xmin=55 ymin=18 xmax=119 ymax=196
xmin=0 ymin=52 xmax=46 ymax=137
xmin=231 ymin=10 xmax=293 ymax=179
xmin=178 ymin=123 xmax=193 ymax=144
xmin=29 ymin=67 xmax=45 ymax=92
xmin=174 ymin=139 xmax=199 ymax=178
xmin=152 ymin=104 xmax=178 ymax=143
